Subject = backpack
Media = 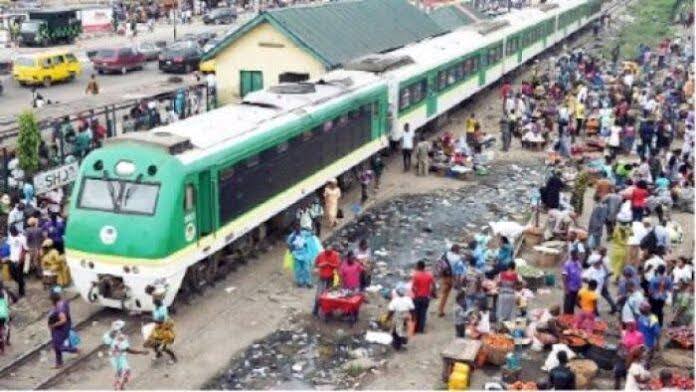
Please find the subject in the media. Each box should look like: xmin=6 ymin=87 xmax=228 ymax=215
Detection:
xmin=435 ymin=253 xmax=453 ymax=278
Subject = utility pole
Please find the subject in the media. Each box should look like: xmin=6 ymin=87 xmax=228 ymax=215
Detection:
xmin=173 ymin=1 xmax=178 ymax=40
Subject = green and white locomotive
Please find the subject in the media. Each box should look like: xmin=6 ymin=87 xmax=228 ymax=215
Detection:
xmin=65 ymin=0 xmax=602 ymax=311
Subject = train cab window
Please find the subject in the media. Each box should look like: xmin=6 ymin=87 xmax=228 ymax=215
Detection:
xmin=184 ymin=184 xmax=195 ymax=211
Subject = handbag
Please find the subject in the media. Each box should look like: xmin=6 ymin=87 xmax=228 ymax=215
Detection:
xmin=65 ymin=329 xmax=81 ymax=348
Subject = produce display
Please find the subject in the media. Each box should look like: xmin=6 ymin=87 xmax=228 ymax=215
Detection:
xmin=646 ymin=373 xmax=695 ymax=390
xmin=509 ymin=381 xmax=538 ymax=390
xmin=482 ymin=333 xmax=515 ymax=351
xmin=517 ymin=264 xmax=544 ymax=278
xmin=664 ymin=327 xmax=694 ymax=348
xmin=557 ymin=315 xmax=608 ymax=335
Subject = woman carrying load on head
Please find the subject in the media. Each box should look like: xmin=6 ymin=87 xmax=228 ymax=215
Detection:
xmin=144 ymin=286 xmax=177 ymax=363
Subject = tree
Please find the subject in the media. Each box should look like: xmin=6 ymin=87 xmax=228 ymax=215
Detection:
xmin=17 ymin=110 xmax=41 ymax=175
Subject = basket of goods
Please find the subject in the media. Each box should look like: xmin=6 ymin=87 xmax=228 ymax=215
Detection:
xmin=557 ymin=314 xmax=576 ymax=329
xmin=567 ymin=359 xmax=598 ymax=388
xmin=665 ymin=327 xmax=694 ymax=349
xmin=508 ymin=381 xmax=537 ymax=390
xmin=560 ymin=329 xmax=589 ymax=351
xmin=517 ymin=265 xmax=545 ymax=290
xmin=523 ymin=226 xmax=543 ymax=246
xmin=481 ymin=333 xmax=515 ymax=366
xmin=592 ymin=319 xmax=608 ymax=334
xmin=646 ymin=373 xmax=695 ymax=390
xmin=532 ymin=246 xmax=561 ymax=268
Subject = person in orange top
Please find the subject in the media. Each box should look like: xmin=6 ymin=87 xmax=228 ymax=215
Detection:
xmin=575 ymin=280 xmax=598 ymax=332
xmin=312 ymin=245 xmax=341 ymax=317
xmin=410 ymin=260 xmax=436 ymax=334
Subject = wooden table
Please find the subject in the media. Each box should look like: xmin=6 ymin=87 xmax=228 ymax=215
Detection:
xmin=440 ymin=338 xmax=482 ymax=382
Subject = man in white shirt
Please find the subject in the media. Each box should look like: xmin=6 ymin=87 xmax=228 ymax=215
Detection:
xmin=643 ymin=253 xmax=666 ymax=283
xmin=388 ymin=284 xmax=415 ymax=350
xmin=7 ymin=202 xmax=25 ymax=235
xmin=7 ymin=226 xmax=26 ymax=296
xmin=583 ymin=251 xmax=617 ymax=314
xmin=401 ymin=124 xmax=414 ymax=172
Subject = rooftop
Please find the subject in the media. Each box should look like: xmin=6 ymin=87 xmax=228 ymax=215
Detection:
xmin=202 ymin=0 xmax=447 ymax=68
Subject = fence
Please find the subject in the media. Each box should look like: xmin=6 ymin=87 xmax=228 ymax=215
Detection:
xmin=0 ymin=81 xmax=216 ymax=198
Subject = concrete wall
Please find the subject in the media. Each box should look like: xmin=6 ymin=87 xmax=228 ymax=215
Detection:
xmin=215 ymin=22 xmax=327 ymax=104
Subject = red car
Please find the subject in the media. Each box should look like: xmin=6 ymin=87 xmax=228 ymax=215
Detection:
xmin=92 ymin=47 xmax=145 ymax=75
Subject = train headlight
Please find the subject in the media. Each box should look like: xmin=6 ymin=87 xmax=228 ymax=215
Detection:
xmin=115 ymin=160 xmax=136 ymax=177
xmin=80 ymin=259 xmax=86 ymax=268
xmin=132 ymin=266 xmax=139 ymax=274
xmin=88 ymin=261 xmax=94 ymax=269
xmin=123 ymin=266 xmax=131 ymax=273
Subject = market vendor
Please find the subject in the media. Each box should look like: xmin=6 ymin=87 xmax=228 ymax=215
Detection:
xmin=313 ymin=245 xmax=341 ymax=317
xmin=536 ymin=305 xmax=563 ymax=339
xmin=671 ymin=280 xmax=694 ymax=327
xmin=338 ymin=251 xmax=363 ymax=292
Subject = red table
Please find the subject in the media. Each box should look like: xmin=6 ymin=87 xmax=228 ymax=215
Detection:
xmin=318 ymin=293 xmax=364 ymax=323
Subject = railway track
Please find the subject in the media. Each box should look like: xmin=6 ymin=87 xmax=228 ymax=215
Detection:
xmin=0 ymin=307 xmax=141 ymax=390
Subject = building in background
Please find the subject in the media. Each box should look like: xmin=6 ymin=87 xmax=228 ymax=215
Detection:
xmin=202 ymin=0 xmax=445 ymax=103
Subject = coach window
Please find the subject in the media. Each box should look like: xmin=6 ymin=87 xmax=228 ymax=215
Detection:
xmin=399 ymin=88 xmax=411 ymax=110
xmin=411 ymin=82 xmax=424 ymax=103
xmin=246 ymin=155 xmax=259 ymax=168
xmin=437 ymin=71 xmax=447 ymax=90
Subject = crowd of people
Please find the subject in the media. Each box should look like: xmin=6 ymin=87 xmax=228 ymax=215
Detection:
xmin=281 ymin=15 xmax=695 ymax=391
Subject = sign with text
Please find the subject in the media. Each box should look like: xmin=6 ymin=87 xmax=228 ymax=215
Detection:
xmin=33 ymin=162 xmax=79 ymax=194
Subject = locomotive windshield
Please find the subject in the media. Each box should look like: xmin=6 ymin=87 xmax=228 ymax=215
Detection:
xmin=78 ymin=178 xmax=160 ymax=215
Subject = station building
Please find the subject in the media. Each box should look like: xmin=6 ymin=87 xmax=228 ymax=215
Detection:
xmin=203 ymin=0 xmax=446 ymax=103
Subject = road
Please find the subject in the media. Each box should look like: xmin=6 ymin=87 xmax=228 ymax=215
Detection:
xmin=0 ymin=18 xmax=238 ymax=118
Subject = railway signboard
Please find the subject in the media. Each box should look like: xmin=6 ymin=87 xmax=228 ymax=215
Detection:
xmin=33 ymin=161 xmax=79 ymax=194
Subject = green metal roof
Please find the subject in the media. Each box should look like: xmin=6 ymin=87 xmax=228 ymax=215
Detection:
xmin=428 ymin=5 xmax=474 ymax=31
xmin=203 ymin=0 xmax=447 ymax=68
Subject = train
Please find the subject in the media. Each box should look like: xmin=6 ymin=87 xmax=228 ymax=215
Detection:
xmin=65 ymin=0 xmax=604 ymax=311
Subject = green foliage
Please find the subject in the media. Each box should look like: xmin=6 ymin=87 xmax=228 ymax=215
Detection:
xmin=617 ymin=0 xmax=681 ymax=57
xmin=17 ymin=110 xmax=41 ymax=174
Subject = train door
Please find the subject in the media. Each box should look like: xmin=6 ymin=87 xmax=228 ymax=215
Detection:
xmin=426 ymin=73 xmax=437 ymax=118
xmin=197 ymin=171 xmax=214 ymax=237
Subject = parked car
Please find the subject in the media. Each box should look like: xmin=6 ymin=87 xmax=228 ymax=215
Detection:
xmin=12 ymin=50 xmax=81 ymax=86
xmin=202 ymin=8 xmax=236 ymax=24
xmin=199 ymin=58 xmax=215 ymax=74
xmin=92 ymin=47 xmax=146 ymax=74
xmin=203 ymin=36 xmax=222 ymax=53
xmin=135 ymin=42 xmax=161 ymax=61
xmin=194 ymin=32 xmax=217 ymax=47
xmin=158 ymin=41 xmax=201 ymax=73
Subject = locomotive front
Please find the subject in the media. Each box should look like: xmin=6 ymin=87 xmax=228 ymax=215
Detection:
xmin=65 ymin=141 xmax=189 ymax=311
